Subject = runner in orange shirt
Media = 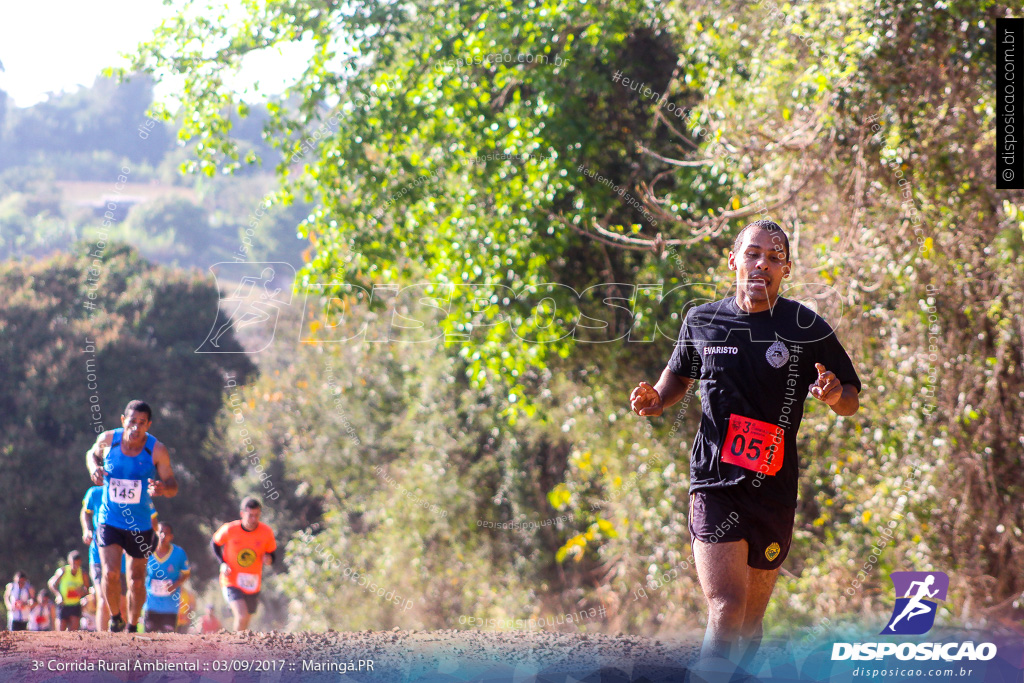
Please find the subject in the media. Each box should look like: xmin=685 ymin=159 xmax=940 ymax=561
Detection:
xmin=211 ymin=497 xmax=277 ymax=631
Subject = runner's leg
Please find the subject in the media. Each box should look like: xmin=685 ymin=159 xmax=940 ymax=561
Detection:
xmin=97 ymin=595 xmax=108 ymax=630
xmin=126 ymin=556 xmax=147 ymax=627
xmin=92 ymin=565 xmax=109 ymax=632
xmin=100 ymin=544 xmax=124 ymax=624
xmin=119 ymin=556 xmax=128 ymax=621
xmin=693 ymin=538 xmax=749 ymax=660
xmin=229 ymin=599 xmax=251 ymax=631
xmin=738 ymin=566 xmax=780 ymax=669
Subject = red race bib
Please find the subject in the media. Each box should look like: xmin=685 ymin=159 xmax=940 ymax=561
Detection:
xmin=721 ymin=414 xmax=784 ymax=476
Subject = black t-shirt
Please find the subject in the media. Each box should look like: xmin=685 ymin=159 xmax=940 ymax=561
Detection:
xmin=667 ymin=296 xmax=862 ymax=507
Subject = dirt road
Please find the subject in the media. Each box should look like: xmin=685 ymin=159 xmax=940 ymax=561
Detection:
xmin=0 ymin=629 xmax=701 ymax=682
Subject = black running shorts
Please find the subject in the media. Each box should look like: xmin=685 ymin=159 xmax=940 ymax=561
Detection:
xmin=223 ymin=586 xmax=260 ymax=615
xmin=57 ymin=604 xmax=82 ymax=620
xmin=98 ymin=524 xmax=155 ymax=559
xmin=144 ymin=611 xmax=178 ymax=633
xmin=688 ymin=487 xmax=796 ymax=570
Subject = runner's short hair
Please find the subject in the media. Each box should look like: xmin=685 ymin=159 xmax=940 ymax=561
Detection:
xmin=158 ymin=521 xmax=174 ymax=534
xmin=733 ymin=219 xmax=790 ymax=261
xmin=124 ymin=400 xmax=153 ymax=421
xmin=240 ymin=496 xmax=262 ymax=510
xmin=68 ymin=550 xmax=82 ymax=562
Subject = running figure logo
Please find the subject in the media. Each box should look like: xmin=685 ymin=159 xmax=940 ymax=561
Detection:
xmin=197 ymin=263 xmax=295 ymax=354
xmin=881 ymin=571 xmax=949 ymax=635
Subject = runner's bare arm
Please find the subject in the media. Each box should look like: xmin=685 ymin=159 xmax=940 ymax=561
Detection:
xmin=809 ymin=362 xmax=859 ymax=416
xmin=631 ymin=366 xmax=694 ymax=417
xmin=86 ymin=431 xmax=114 ymax=484
xmin=170 ymin=571 xmax=190 ymax=592
xmin=81 ymin=505 xmax=94 ymax=545
xmin=148 ymin=442 xmax=178 ymax=498
xmin=47 ymin=569 xmax=62 ymax=598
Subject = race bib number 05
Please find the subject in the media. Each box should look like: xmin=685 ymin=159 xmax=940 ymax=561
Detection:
xmin=237 ymin=572 xmax=260 ymax=592
xmin=109 ymin=478 xmax=142 ymax=504
xmin=722 ymin=414 xmax=784 ymax=476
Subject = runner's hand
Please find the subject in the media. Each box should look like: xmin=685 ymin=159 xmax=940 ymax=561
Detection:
xmin=220 ymin=562 xmax=231 ymax=576
xmin=810 ymin=363 xmax=842 ymax=406
xmin=90 ymin=467 xmax=106 ymax=485
xmin=83 ymin=530 xmax=93 ymax=545
xmin=148 ymin=478 xmax=167 ymax=497
xmin=630 ymin=381 xmax=664 ymax=417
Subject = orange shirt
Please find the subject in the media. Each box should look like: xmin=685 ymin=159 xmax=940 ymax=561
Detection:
xmin=213 ymin=520 xmax=277 ymax=594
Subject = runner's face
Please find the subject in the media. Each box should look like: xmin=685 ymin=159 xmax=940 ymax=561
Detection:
xmin=157 ymin=524 xmax=173 ymax=546
xmin=121 ymin=410 xmax=151 ymax=442
xmin=240 ymin=506 xmax=261 ymax=528
xmin=729 ymin=228 xmax=790 ymax=305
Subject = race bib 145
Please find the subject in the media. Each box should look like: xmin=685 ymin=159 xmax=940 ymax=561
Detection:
xmin=109 ymin=478 xmax=142 ymax=504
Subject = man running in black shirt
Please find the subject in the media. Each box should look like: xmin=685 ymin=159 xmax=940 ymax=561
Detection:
xmin=630 ymin=219 xmax=861 ymax=666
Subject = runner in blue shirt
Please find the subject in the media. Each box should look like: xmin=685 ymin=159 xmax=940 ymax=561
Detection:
xmin=81 ymin=486 xmax=158 ymax=631
xmin=86 ymin=400 xmax=178 ymax=632
xmin=143 ymin=521 xmax=191 ymax=633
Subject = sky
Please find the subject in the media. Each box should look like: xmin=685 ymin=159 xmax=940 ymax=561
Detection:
xmin=0 ymin=0 xmax=310 ymax=108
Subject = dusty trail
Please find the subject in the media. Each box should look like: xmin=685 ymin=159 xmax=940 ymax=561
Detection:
xmin=0 ymin=629 xmax=702 ymax=682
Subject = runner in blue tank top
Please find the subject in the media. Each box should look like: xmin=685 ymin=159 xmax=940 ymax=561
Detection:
xmin=81 ymin=486 xmax=158 ymax=631
xmin=86 ymin=400 xmax=178 ymax=633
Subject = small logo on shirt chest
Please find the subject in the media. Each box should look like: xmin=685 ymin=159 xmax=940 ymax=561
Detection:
xmin=766 ymin=341 xmax=790 ymax=368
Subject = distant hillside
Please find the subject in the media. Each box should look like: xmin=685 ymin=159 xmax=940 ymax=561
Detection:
xmin=0 ymin=77 xmax=307 ymax=270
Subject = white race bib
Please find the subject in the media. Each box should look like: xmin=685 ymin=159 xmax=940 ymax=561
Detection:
xmin=150 ymin=579 xmax=173 ymax=597
xmin=109 ymin=478 xmax=142 ymax=504
xmin=237 ymin=572 xmax=260 ymax=592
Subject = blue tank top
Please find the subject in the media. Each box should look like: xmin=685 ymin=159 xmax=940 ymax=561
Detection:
xmin=100 ymin=428 xmax=157 ymax=531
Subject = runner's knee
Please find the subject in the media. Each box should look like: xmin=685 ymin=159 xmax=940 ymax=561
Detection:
xmin=706 ymin=592 xmax=746 ymax=624
xmin=704 ymin=582 xmax=746 ymax=608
